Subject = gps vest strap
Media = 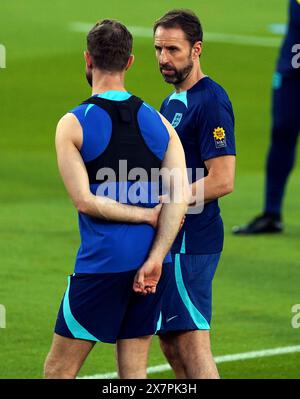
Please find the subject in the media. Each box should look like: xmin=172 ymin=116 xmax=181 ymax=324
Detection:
xmin=81 ymin=95 xmax=162 ymax=184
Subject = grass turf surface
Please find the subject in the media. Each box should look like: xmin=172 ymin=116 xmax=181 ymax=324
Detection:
xmin=0 ymin=0 xmax=299 ymax=379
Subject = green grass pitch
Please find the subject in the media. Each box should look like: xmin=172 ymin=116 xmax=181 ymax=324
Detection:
xmin=0 ymin=0 xmax=299 ymax=379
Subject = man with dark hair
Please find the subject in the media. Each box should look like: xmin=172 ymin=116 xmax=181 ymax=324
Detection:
xmin=86 ymin=19 xmax=133 ymax=73
xmin=233 ymin=0 xmax=300 ymax=235
xmin=153 ymin=10 xmax=236 ymax=378
xmin=44 ymin=19 xmax=188 ymax=379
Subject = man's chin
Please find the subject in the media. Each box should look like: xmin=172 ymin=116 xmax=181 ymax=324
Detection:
xmin=162 ymin=74 xmax=177 ymax=84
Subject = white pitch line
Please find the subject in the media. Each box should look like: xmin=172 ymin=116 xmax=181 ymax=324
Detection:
xmin=268 ymin=23 xmax=287 ymax=35
xmin=69 ymin=22 xmax=282 ymax=48
xmin=80 ymin=344 xmax=300 ymax=379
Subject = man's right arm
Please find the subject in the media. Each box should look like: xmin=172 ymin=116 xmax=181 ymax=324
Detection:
xmin=133 ymin=114 xmax=189 ymax=294
xmin=55 ymin=113 xmax=160 ymax=227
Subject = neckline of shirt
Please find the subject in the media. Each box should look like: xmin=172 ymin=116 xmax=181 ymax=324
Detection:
xmin=92 ymin=90 xmax=132 ymax=101
xmin=172 ymin=75 xmax=210 ymax=96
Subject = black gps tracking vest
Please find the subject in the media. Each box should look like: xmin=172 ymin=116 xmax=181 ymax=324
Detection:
xmin=81 ymin=95 xmax=162 ymax=184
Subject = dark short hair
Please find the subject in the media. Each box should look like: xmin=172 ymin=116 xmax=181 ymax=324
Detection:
xmin=153 ymin=9 xmax=203 ymax=46
xmin=87 ymin=19 xmax=133 ymax=72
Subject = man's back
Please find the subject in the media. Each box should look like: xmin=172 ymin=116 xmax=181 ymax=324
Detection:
xmin=69 ymin=90 xmax=172 ymax=273
xmin=45 ymin=18 xmax=188 ymax=379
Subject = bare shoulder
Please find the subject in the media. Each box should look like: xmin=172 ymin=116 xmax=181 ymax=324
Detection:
xmin=55 ymin=113 xmax=82 ymax=149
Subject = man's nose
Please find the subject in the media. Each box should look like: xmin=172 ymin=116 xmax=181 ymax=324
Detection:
xmin=159 ymin=49 xmax=169 ymax=64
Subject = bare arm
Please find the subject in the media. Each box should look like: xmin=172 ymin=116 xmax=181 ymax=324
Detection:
xmin=55 ymin=113 xmax=159 ymax=226
xmin=146 ymin=114 xmax=189 ymax=261
xmin=133 ymin=114 xmax=189 ymax=294
xmin=190 ymin=155 xmax=236 ymax=206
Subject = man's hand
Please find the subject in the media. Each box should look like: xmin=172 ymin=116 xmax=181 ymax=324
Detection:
xmin=133 ymin=258 xmax=162 ymax=295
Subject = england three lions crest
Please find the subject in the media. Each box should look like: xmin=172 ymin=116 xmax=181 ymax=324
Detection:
xmin=171 ymin=113 xmax=183 ymax=128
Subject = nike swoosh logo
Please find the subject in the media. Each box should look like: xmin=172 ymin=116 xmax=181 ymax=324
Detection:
xmin=166 ymin=315 xmax=178 ymax=323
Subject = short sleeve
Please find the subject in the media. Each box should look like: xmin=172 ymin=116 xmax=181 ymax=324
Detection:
xmin=197 ymin=93 xmax=236 ymax=161
xmin=69 ymin=104 xmax=112 ymax=162
xmin=137 ymin=103 xmax=170 ymax=160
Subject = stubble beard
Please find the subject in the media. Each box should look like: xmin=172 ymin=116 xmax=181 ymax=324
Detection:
xmin=160 ymin=57 xmax=194 ymax=85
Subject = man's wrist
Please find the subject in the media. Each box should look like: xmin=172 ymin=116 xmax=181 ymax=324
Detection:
xmin=147 ymin=253 xmax=164 ymax=266
xmin=139 ymin=207 xmax=156 ymax=226
xmin=136 ymin=207 xmax=146 ymax=224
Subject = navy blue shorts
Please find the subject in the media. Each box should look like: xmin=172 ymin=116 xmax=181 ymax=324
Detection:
xmin=54 ymin=264 xmax=171 ymax=344
xmin=157 ymin=253 xmax=221 ymax=334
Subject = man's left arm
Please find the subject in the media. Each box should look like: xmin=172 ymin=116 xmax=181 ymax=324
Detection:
xmin=191 ymin=92 xmax=236 ymax=205
xmin=191 ymin=155 xmax=236 ymax=204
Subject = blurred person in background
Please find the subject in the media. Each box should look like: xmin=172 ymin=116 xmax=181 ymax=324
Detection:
xmin=233 ymin=0 xmax=300 ymax=235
